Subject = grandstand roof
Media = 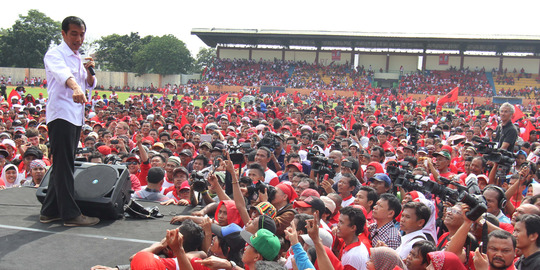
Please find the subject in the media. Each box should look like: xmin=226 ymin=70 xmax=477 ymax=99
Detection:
xmin=192 ymin=28 xmax=540 ymax=54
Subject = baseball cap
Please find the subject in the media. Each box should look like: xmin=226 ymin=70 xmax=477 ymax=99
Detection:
xmin=417 ymin=147 xmax=428 ymax=154
xmin=179 ymin=149 xmax=193 ymax=157
xmin=152 ymin=142 xmax=165 ymax=150
xmin=250 ymin=202 xmax=277 ymax=218
xmin=293 ymin=196 xmax=326 ymax=214
xmin=286 ymin=162 xmax=302 ymax=172
xmin=369 ymin=173 xmax=392 ymax=186
xmin=433 ymin=150 xmax=451 ymax=160
xmin=320 ymin=196 xmax=336 ymax=213
xmin=299 ymin=228 xmax=333 ymax=248
xmin=240 ymin=229 xmax=280 ymax=261
xmin=199 ymin=141 xmax=213 ymax=150
xmin=257 ymin=214 xmax=277 ymax=234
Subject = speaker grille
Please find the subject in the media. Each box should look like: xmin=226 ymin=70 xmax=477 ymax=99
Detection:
xmin=74 ymin=165 xmax=119 ymax=199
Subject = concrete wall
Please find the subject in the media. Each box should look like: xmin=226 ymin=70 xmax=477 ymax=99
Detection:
xmin=220 ymin=48 xmax=249 ymax=60
xmin=318 ymin=51 xmax=352 ymax=65
xmin=463 ymin=56 xmax=499 ymax=71
xmin=358 ymin=54 xmax=386 ymax=71
xmin=425 ymin=55 xmax=461 ymax=70
xmin=284 ymin=50 xmax=316 ymax=62
xmin=503 ymin=57 xmax=539 ymax=73
xmin=252 ymin=49 xmax=282 ymax=61
xmin=389 ymin=55 xmax=418 ymax=73
xmin=0 ymin=67 xmax=192 ymax=88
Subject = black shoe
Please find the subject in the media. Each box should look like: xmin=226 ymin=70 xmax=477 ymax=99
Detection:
xmin=39 ymin=215 xmax=61 ymax=224
xmin=63 ymin=215 xmax=100 ymax=227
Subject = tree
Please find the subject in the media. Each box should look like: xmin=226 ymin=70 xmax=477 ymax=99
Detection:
xmin=194 ymin=47 xmax=216 ymax=73
xmin=134 ymin=35 xmax=194 ymax=75
xmin=0 ymin=10 xmax=61 ymax=68
xmin=95 ymin=32 xmax=151 ymax=72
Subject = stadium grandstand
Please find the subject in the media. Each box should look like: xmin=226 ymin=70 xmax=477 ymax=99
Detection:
xmin=191 ymin=28 xmax=540 ymax=104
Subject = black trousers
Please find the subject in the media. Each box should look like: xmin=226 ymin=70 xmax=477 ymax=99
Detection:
xmin=40 ymin=119 xmax=81 ymax=220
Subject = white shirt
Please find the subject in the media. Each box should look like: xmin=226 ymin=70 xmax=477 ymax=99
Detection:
xmin=44 ymin=41 xmax=96 ymax=126
xmin=396 ymin=230 xmax=426 ymax=259
xmin=342 ymin=241 xmax=369 ymax=270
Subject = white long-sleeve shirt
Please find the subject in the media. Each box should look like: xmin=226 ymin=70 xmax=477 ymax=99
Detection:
xmin=44 ymin=41 xmax=96 ymax=126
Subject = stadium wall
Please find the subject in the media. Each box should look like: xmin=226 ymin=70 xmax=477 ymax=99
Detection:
xmin=462 ymin=56 xmax=499 ymax=71
xmin=425 ymin=55 xmax=461 ymax=70
xmin=252 ymin=49 xmax=282 ymax=61
xmin=358 ymin=55 xmax=386 ymax=72
xmin=388 ymin=55 xmax=418 ymax=73
xmin=0 ymin=67 xmax=190 ymax=88
xmin=285 ymin=50 xmax=316 ymax=62
xmin=220 ymin=48 xmax=250 ymax=59
xmin=503 ymin=57 xmax=539 ymax=73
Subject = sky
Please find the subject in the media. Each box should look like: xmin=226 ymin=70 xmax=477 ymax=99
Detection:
xmin=2 ymin=0 xmax=540 ymax=56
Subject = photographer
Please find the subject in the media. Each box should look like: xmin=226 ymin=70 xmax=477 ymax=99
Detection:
xmin=494 ymin=103 xmax=518 ymax=151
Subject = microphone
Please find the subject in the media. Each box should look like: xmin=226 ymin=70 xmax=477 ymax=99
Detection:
xmin=88 ymin=66 xmax=95 ymax=76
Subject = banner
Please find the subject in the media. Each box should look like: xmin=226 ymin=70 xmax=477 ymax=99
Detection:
xmin=332 ymin=50 xmax=341 ymax=61
xmin=439 ymin=54 xmax=449 ymax=65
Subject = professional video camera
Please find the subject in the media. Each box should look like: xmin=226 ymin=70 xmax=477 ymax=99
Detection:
xmin=227 ymin=144 xmax=244 ymax=165
xmin=424 ymin=176 xmax=487 ymax=221
xmin=388 ymin=161 xmax=429 ymax=194
xmin=473 ymin=137 xmax=515 ymax=181
xmin=190 ymin=171 xmax=207 ymax=192
xmin=257 ymin=132 xmax=281 ymax=151
xmin=307 ymin=147 xmax=339 ymax=180
xmin=407 ymin=122 xmax=420 ymax=150
xmin=246 ymin=180 xmax=276 ymax=203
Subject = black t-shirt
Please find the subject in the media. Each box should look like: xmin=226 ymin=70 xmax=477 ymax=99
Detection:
xmin=495 ymin=121 xmax=518 ymax=151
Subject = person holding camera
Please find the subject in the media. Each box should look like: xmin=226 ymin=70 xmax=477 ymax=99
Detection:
xmin=494 ymin=103 xmax=518 ymax=152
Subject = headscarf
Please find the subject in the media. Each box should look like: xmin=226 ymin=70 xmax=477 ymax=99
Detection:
xmin=427 ymin=251 xmax=467 ymax=270
xmin=412 ymin=192 xmax=438 ymax=243
xmin=2 ymin=164 xmax=21 ymax=188
xmin=370 ymin=246 xmax=406 ymax=270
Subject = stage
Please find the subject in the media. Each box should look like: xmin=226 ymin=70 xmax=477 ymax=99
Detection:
xmin=0 ymin=187 xmax=195 ymax=269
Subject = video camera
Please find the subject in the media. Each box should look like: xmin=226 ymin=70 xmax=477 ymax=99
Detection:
xmin=389 ymin=161 xmax=429 ymax=194
xmin=246 ymin=180 xmax=276 ymax=203
xmin=257 ymin=132 xmax=281 ymax=151
xmin=190 ymin=166 xmax=213 ymax=192
xmin=473 ymin=137 xmax=515 ymax=182
xmin=227 ymin=144 xmax=244 ymax=165
xmin=424 ymin=176 xmax=487 ymax=221
xmin=307 ymin=147 xmax=339 ymax=179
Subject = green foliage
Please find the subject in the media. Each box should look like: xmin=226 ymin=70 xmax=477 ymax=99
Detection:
xmin=194 ymin=47 xmax=216 ymax=72
xmin=134 ymin=35 xmax=194 ymax=75
xmin=0 ymin=9 xmax=61 ymax=68
xmin=95 ymin=32 xmax=152 ymax=72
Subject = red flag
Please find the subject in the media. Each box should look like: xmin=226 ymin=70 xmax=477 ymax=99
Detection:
xmin=420 ymin=96 xmax=437 ymax=107
xmin=521 ymin=120 xmax=535 ymax=142
xmin=512 ymin=104 xmax=525 ymax=122
xmin=179 ymin=111 xmax=189 ymax=127
xmin=437 ymin=87 xmax=459 ymax=107
xmin=7 ymin=89 xmax=21 ymax=107
xmin=349 ymin=115 xmax=356 ymax=129
xmin=213 ymin=94 xmax=228 ymax=106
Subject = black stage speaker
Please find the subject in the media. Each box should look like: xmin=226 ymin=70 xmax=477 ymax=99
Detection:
xmin=36 ymin=162 xmax=131 ymax=219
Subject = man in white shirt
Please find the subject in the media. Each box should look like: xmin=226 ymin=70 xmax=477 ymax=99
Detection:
xmin=39 ymin=16 xmax=99 ymax=227
xmin=396 ymin=201 xmax=432 ymax=259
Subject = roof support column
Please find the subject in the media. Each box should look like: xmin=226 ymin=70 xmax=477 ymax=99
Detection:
xmin=460 ymin=52 xmax=465 ymax=70
xmin=249 ymin=48 xmax=252 ymax=60
xmin=315 ymin=48 xmax=320 ymax=64
xmin=217 ymin=46 xmax=221 ymax=59
xmin=350 ymin=47 xmax=355 ymax=66
xmin=499 ymin=55 xmax=504 ymax=72
xmin=538 ymin=59 xmax=540 ymax=75
xmin=422 ymin=49 xmax=427 ymax=71
xmin=282 ymin=48 xmax=285 ymax=61
xmin=386 ymin=54 xmax=390 ymax=72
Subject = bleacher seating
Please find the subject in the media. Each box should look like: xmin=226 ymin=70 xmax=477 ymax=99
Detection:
xmin=494 ymin=72 xmax=540 ymax=98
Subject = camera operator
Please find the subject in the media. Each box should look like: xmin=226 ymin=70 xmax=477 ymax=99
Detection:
xmin=494 ymin=103 xmax=518 ymax=151
xmin=267 ymin=135 xmax=285 ymax=173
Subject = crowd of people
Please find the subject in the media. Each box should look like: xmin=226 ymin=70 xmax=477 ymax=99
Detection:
xmin=399 ymin=70 xmax=494 ymax=97
xmin=2 ymin=80 xmax=540 ymax=269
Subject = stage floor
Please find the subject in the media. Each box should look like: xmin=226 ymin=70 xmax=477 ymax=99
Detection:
xmin=0 ymin=187 xmax=196 ymax=270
